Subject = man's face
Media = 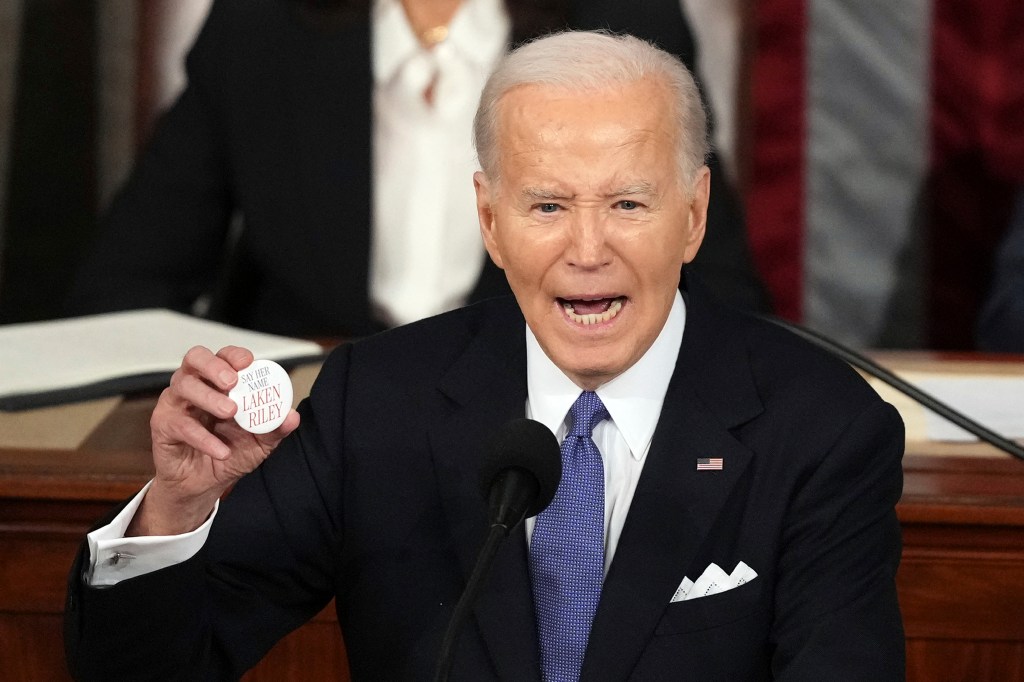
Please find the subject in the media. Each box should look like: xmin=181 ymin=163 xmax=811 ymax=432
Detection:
xmin=475 ymin=78 xmax=709 ymax=389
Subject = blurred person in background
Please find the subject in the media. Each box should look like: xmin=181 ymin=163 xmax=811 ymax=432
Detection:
xmin=976 ymin=190 xmax=1024 ymax=353
xmin=65 ymin=0 xmax=770 ymax=338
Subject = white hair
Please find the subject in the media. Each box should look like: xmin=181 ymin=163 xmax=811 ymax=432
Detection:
xmin=473 ymin=30 xmax=709 ymax=187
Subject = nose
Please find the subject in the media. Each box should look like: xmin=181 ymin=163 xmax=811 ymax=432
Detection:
xmin=565 ymin=209 xmax=612 ymax=269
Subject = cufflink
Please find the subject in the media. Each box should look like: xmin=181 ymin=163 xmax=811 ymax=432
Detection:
xmin=107 ymin=552 xmax=136 ymax=566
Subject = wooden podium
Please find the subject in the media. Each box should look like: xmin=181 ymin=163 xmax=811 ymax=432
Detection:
xmin=2 ymin=354 xmax=1023 ymax=680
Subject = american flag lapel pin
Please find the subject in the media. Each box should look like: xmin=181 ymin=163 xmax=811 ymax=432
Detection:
xmin=696 ymin=457 xmax=723 ymax=471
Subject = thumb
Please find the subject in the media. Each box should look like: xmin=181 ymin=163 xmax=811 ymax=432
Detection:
xmin=254 ymin=408 xmax=301 ymax=454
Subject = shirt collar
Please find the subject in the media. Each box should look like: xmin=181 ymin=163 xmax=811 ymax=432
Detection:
xmin=373 ymin=0 xmax=509 ymax=85
xmin=526 ymin=291 xmax=687 ymax=460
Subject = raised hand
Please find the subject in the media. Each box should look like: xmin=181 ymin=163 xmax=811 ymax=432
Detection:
xmin=128 ymin=345 xmax=300 ymax=536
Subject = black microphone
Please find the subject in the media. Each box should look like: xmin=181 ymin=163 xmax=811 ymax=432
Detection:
xmin=760 ymin=315 xmax=1024 ymax=462
xmin=433 ymin=418 xmax=561 ymax=682
xmin=479 ymin=418 xmax=563 ymax=532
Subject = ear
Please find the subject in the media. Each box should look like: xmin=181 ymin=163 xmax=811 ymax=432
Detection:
xmin=474 ymin=171 xmax=505 ymax=270
xmin=681 ymin=165 xmax=710 ymax=263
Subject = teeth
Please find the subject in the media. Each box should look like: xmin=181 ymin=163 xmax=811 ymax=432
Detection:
xmin=562 ymin=298 xmax=623 ymax=325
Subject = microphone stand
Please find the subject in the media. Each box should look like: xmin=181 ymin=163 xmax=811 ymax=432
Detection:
xmin=433 ymin=524 xmax=507 ymax=682
xmin=433 ymin=423 xmax=558 ymax=681
xmin=761 ymin=315 xmax=1024 ymax=462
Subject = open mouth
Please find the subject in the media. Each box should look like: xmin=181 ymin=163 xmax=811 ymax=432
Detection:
xmin=558 ymin=296 xmax=625 ymax=325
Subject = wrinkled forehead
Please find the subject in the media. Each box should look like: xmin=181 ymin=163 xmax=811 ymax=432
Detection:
xmin=495 ymin=78 xmax=675 ymax=128
xmin=490 ymin=80 xmax=681 ymax=180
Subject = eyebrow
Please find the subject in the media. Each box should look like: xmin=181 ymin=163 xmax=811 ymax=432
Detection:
xmin=606 ymin=182 xmax=655 ymax=197
xmin=521 ymin=187 xmax=573 ymax=202
xmin=520 ymin=183 xmax=656 ymax=202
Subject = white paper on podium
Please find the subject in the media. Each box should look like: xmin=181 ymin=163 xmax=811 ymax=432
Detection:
xmin=0 ymin=309 xmax=324 ymax=410
xmin=913 ymin=377 xmax=1024 ymax=442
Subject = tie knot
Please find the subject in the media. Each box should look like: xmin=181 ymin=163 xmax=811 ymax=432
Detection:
xmin=568 ymin=391 xmax=609 ymax=439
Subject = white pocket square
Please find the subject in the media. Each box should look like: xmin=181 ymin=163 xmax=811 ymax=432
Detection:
xmin=671 ymin=561 xmax=758 ymax=603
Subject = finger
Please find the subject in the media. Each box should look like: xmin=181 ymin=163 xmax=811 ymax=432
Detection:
xmin=216 ymin=346 xmax=256 ymax=373
xmin=280 ymin=408 xmax=301 ymax=435
xmin=253 ymin=409 xmax=301 ymax=454
xmin=168 ymin=371 xmax=237 ymax=420
xmin=178 ymin=416 xmax=233 ymax=460
xmin=152 ymin=403 xmax=232 ymax=460
xmin=182 ymin=345 xmax=240 ymax=392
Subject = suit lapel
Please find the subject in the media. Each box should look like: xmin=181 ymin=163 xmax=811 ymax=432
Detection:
xmin=422 ymin=281 xmax=764 ymax=680
xmin=583 ymin=277 xmax=764 ymax=680
xmin=428 ymin=301 xmax=542 ymax=680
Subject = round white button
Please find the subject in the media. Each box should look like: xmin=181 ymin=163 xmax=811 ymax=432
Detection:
xmin=228 ymin=359 xmax=294 ymax=434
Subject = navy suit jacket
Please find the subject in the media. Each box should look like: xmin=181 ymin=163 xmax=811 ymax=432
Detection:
xmin=65 ymin=0 xmax=771 ymax=338
xmin=65 ymin=276 xmax=904 ymax=680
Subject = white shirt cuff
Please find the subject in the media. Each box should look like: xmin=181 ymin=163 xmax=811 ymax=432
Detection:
xmin=86 ymin=480 xmax=219 ymax=587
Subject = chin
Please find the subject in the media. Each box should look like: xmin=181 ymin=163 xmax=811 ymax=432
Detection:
xmin=564 ymin=359 xmax=625 ymax=389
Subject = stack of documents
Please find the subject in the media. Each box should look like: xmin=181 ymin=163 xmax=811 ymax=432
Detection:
xmin=0 ymin=309 xmax=324 ymax=410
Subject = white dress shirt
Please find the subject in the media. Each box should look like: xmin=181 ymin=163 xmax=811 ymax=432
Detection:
xmin=370 ymin=0 xmax=509 ymax=326
xmin=86 ymin=479 xmax=217 ymax=586
xmin=525 ymin=291 xmax=686 ymax=574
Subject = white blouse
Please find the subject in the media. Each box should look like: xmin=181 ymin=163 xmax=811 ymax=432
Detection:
xmin=370 ymin=0 xmax=510 ymax=326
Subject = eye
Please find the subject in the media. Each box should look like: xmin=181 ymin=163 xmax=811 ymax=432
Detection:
xmin=537 ymin=203 xmax=560 ymax=213
xmin=617 ymin=200 xmax=640 ymax=211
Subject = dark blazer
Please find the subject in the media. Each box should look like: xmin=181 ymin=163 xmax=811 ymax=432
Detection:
xmin=65 ymin=275 xmax=905 ymax=680
xmin=65 ymin=0 xmax=770 ymax=338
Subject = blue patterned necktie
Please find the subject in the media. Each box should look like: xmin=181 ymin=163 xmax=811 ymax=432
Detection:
xmin=530 ymin=391 xmax=609 ymax=681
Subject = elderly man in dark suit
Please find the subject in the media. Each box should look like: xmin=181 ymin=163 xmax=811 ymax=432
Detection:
xmin=65 ymin=31 xmax=904 ymax=680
